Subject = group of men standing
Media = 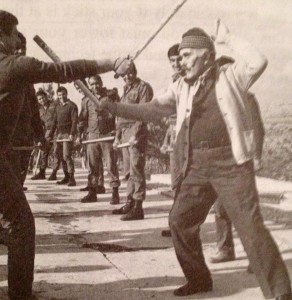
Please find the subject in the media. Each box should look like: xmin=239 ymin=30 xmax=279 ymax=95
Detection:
xmin=32 ymin=59 xmax=153 ymax=222
xmin=0 ymin=8 xmax=291 ymax=300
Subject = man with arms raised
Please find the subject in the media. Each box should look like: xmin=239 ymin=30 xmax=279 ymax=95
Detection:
xmin=100 ymin=20 xmax=291 ymax=300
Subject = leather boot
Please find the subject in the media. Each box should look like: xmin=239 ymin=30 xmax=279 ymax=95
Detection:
xmin=47 ymin=169 xmax=57 ymax=181
xmin=80 ymin=186 xmax=90 ymax=192
xmin=120 ymin=200 xmax=144 ymax=221
xmin=31 ymin=168 xmax=45 ymax=180
xmin=112 ymin=196 xmax=134 ymax=215
xmin=110 ymin=187 xmax=120 ymax=205
xmin=57 ymin=172 xmax=70 ymax=185
xmin=96 ymin=186 xmax=106 ymax=194
xmin=209 ymin=247 xmax=235 ymax=263
xmin=67 ymin=173 xmax=76 ymax=186
xmin=81 ymin=189 xmax=97 ymax=203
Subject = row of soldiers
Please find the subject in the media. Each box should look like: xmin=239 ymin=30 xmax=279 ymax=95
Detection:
xmin=30 ymin=63 xmax=153 ymax=221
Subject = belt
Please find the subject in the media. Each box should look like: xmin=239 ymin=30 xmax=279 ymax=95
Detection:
xmin=192 ymin=140 xmax=231 ymax=150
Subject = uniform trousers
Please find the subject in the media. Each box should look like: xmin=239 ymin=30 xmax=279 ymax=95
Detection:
xmin=169 ymin=146 xmax=291 ymax=299
xmin=53 ymin=133 xmax=73 ymax=174
xmin=87 ymin=135 xmax=119 ymax=189
xmin=121 ymin=127 xmax=146 ymax=201
xmin=0 ymin=152 xmax=35 ymax=300
xmin=39 ymin=141 xmax=53 ymax=171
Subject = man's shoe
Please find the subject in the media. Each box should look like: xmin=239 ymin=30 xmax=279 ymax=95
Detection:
xmin=209 ymin=248 xmax=235 ymax=263
xmin=110 ymin=187 xmax=120 ymax=205
xmin=80 ymin=190 xmax=97 ymax=203
xmin=112 ymin=196 xmax=134 ymax=215
xmin=80 ymin=186 xmax=90 ymax=192
xmin=23 ymin=186 xmax=28 ymax=191
xmin=57 ymin=172 xmax=70 ymax=185
xmin=276 ymin=293 xmax=292 ymax=300
xmin=173 ymin=281 xmax=213 ymax=296
xmin=161 ymin=229 xmax=171 ymax=237
xmin=67 ymin=173 xmax=76 ymax=186
xmin=120 ymin=200 xmax=144 ymax=221
xmin=47 ymin=170 xmax=57 ymax=181
xmin=96 ymin=186 xmax=106 ymax=194
xmin=31 ymin=170 xmax=45 ymax=180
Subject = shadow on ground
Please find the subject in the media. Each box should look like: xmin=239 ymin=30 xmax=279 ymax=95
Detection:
xmin=0 ymin=259 xmax=290 ymax=299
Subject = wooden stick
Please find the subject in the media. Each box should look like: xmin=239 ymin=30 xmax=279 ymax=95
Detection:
xmin=56 ymin=139 xmax=71 ymax=142
xmin=82 ymin=136 xmax=115 ymax=144
xmin=33 ymin=149 xmax=41 ymax=176
xmin=132 ymin=0 xmax=188 ymax=61
xmin=33 ymin=35 xmax=100 ymax=108
xmin=12 ymin=146 xmax=35 ymax=151
xmin=117 ymin=141 xmax=137 ymax=149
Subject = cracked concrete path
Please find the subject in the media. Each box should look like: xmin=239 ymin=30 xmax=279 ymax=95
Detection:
xmin=0 ymin=168 xmax=291 ymax=299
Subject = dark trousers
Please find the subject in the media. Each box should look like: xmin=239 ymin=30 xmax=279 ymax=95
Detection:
xmin=53 ymin=140 xmax=73 ymax=174
xmin=87 ymin=139 xmax=119 ymax=189
xmin=0 ymin=153 xmax=35 ymax=299
xmin=169 ymin=146 xmax=291 ymax=299
xmin=39 ymin=141 xmax=53 ymax=171
xmin=214 ymin=200 xmax=234 ymax=251
xmin=7 ymin=150 xmax=32 ymax=185
xmin=121 ymin=128 xmax=146 ymax=201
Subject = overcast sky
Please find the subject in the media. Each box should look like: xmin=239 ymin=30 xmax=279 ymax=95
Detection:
xmin=2 ymin=0 xmax=292 ymax=114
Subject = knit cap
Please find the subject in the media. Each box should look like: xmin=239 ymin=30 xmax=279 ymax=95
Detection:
xmin=179 ymin=28 xmax=214 ymax=52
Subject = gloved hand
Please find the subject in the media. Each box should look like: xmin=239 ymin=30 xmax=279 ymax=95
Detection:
xmin=113 ymin=57 xmax=133 ymax=78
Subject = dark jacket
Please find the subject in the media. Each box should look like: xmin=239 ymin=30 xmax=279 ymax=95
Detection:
xmin=0 ymin=46 xmax=108 ymax=151
xmin=117 ymin=78 xmax=153 ymax=138
xmin=78 ymin=88 xmax=119 ymax=138
xmin=12 ymin=85 xmax=45 ymax=147
xmin=39 ymin=100 xmax=57 ymax=131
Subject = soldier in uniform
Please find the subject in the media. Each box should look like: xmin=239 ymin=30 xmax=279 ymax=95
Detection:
xmin=74 ymin=80 xmax=92 ymax=183
xmin=49 ymin=86 xmax=78 ymax=186
xmin=31 ymin=89 xmax=58 ymax=180
xmin=112 ymin=63 xmax=153 ymax=221
xmin=0 ymin=10 xmax=131 ymax=299
xmin=77 ymin=75 xmax=120 ymax=203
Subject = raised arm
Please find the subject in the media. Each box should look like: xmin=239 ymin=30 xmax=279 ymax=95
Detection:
xmin=215 ymin=19 xmax=268 ymax=90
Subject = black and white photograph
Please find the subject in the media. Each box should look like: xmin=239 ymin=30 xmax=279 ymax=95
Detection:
xmin=0 ymin=1 xmax=291 ymax=299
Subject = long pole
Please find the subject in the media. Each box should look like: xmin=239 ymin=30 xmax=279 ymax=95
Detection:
xmin=33 ymin=35 xmax=100 ymax=107
xmin=133 ymin=0 xmax=188 ymax=61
